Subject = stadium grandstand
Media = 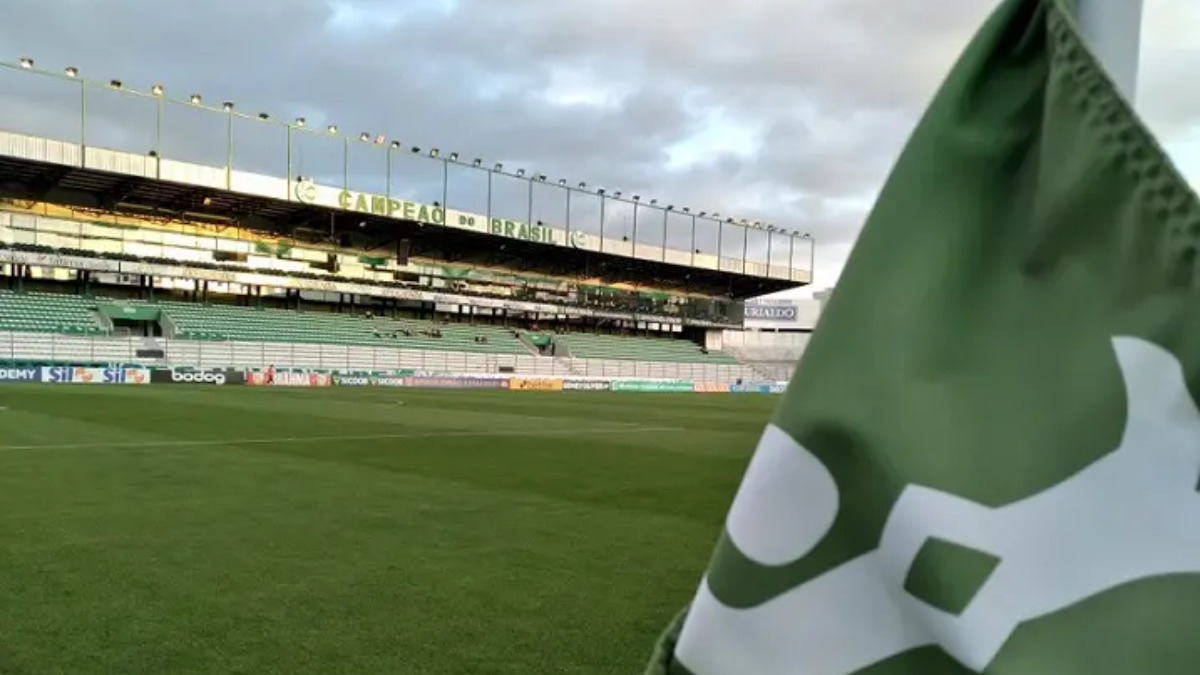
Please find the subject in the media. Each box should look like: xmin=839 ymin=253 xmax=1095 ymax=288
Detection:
xmin=0 ymin=59 xmax=817 ymax=383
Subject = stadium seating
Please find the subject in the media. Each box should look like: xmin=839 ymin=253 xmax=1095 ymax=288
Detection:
xmin=558 ymin=332 xmax=737 ymax=364
xmin=0 ymin=290 xmax=741 ymax=364
xmin=0 ymin=291 xmax=103 ymax=335
xmin=158 ymin=302 xmax=532 ymax=355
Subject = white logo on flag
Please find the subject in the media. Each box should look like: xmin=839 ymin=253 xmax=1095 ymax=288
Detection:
xmin=677 ymin=336 xmax=1200 ymax=674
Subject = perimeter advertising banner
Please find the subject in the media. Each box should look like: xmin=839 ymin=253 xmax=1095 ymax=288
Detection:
xmin=40 ymin=366 xmax=150 ymax=384
xmin=509 ymin=377 xmax=564 ymax=391
xmin=562 ymin=379 xmax=611 ymax=391
xmin=610 ymin=380 xmax=694 ymax=393
xmin=693 ymin=382 xmax=729 ymax=393
xmin=149 ymin=368 xmax=245 ymax=385
xmin=246 ymin=371 xmax=333 ymax=387
xmin=403 ymin=376 xmax=510 ymax=389
xmin=0 ymin=366 xmax=40 ymax=382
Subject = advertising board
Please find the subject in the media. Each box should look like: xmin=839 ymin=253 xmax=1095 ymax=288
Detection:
xmin=693 ymin=382 xmax=729 ymax=393
xmin=150 ymin=368 xmax=245 ymax=385
xmin=0 ymin=367 xmax=40 ymax=382
xmin=611 ymin=380 xmax=694 ymax=393
xmin=246 ymin=371 xmax=333 ymax=387
xmin=562 ymin=379 xmax=611 ymax=391
xmin=509 ymin=378 xmax=563 ymax=392
xmin=332 ymin=374 xmax=371 ymax=386
xmin=41 ymin=366 xmax=150 ymax=384
xmin=403 ymin=376 xmax=510 ymax=389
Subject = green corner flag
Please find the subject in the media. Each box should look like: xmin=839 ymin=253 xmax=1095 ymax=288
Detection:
xmin=645 ymin=0 xmax=1200 ymax=673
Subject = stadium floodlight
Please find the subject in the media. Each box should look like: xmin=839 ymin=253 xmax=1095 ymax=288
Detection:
xmin=448 ymin=152 xmax=458 ymax=161
xmin=326 ymin=124 xmax=338 ymax=134
xmin=493 ymin=162 xmax=503 ymax=171
xmin=596 ymin=188 xmax=606 ymax=195
xmin=258 ymin=112 xmax=269 ymax=121
xmin=18 ymin=57 xmax=32 ymax=69
xmin=189 ymin=94 xmax=202 ymax=104
xmin=698 ymin=211 xmax=706 ymax=217
xmin=221 ymin=101 xmax=234 ymax=111
xmin=578 ymin=181 xmax=586 ymax=189
xmin=666 ymin=204 xmax=674 ymax=211
xmin=411 ymin=146 xmax=420 ymax=153
xmin=613 ymin=190 xmax=622 ymax=198
xmin=110 ymin=80 xmax=123 ymax=89
xmin=516 ymin=168 xmax=525 ymax=177
xmin=390 ymin=140 xmax=401 ymax=150
xmin=151 ymin=84 xmax=164 ymax=96
xmin=650 ymin=198 xmax=658 ymax=206
xmin=682 ymin=207 xmax=690 ymax=214
xmin=64 ymin=67 xmax=78 ymax=78
xmin=536 ymin=174 xmax=546 ymax=181
xmin=726 ymin=217 xmax=735 ymax=223
xmin=472 ymin=158 xmax=482 ymax=167
xmin=711 ymin=212 xmax=720 ymax=218
xmin=358 ymin=132 xmax=370 ymax=142
xmin=294 ymin=116 xmax=306 ymax=127
xmin=633 ymin=194 xmax=641 ymax=201
xmin=374 ymin=134 xmax=385 ymax=144
xmin=429 ymin=148 xmax=439 ymax=158
xmin=558 ymin=179 xmax=567 ymax=186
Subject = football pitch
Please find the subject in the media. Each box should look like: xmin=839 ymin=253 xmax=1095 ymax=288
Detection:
xmin=0 ymin=385 xmax=775 ymax=674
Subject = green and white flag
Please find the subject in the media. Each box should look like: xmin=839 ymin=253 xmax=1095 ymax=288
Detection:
xmin=645 ymin=0 xmax=1200 ymax=673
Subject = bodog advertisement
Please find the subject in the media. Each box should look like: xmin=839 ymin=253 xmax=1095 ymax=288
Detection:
xmin=150 ymin=368 xmax=246 ymax=385
xmin=509 ymin=377 xmax=564 ymax=392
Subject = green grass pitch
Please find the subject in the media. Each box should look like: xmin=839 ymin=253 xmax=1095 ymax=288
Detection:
xmin=0 ymin=385 xmax=775 ymax=674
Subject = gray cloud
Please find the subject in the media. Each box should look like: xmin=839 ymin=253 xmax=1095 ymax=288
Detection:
xmin=0 ymin=0 xmax=1195 ymax=292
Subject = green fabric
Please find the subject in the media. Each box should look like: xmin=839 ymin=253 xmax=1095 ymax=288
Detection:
xmin=647 ymin=1 xmax=1200 ymax=674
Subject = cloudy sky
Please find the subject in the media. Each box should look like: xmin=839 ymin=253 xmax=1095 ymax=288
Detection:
xmin=0 ymin=0 xmax=1196 ymax=298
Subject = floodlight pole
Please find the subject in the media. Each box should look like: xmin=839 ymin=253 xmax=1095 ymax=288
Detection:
xmin=1074 ymin=0 xmax=1143 ymax=103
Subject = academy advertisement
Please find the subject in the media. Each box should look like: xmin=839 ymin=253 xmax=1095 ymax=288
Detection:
xmin=0 ymin=366 xmax=40 ymax=382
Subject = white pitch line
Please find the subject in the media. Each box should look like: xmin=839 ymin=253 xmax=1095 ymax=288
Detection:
xmin=0 ymin=425 xmax=678 ymax=452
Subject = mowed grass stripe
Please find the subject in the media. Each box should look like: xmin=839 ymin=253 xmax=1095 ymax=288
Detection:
xmin=0 ymin=385 xmax=775 ymax=674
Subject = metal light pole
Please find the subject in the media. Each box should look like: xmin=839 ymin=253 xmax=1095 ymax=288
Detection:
xmin=441 ymin=158 xmax=449 ymax=208
xmin=598 ymin=190 xmax=606 ymax=253
xmin=689 ymin=212 xmax=697 ymax=266
xmin=632 ymin=198 xmax=639 ymax=256
xmin=225 ymin=107 xmax=234 ymax=190
xmin=741 ymin=222 xmax=749 ymax=273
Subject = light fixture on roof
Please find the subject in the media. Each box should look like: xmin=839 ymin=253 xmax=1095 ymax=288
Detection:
xmin=18 ymin=57 xmax=33 ymax=69
xmin=650 ymin=198 xmax=658 ymax=206
xmin=448 ymin=152 xmax=458 ymax=161
xmin=189 ymin=94 xmax=202 ymax=104
xmin=472 ymin=158 xmax=482 ymax=167
xmin=326 ymin=124 xmax=338 ymax=134
xmin=257 ymin=112 xmax=270 ymax=121
xmin=493 ymin=162 xmax=503 ymax=171
xmin=151 ymin=84 xmax=164 ymax=96
xmin=698 ymin=211 xmax=707 ymax=217
xmin=64 ymin=66 xmax=78 ymax=78
xmin=536 ymin=174 xmax=546 ymax=181
xmin=359 ymin=132 xmax=370 ymax=142
xmin=613 ymin=190 xmax=622 ymax=198
xmin=390 ymin=140 xmax=401 ymax=150
xmin=221 ymin=101 xmax=234 ymax=112
xmin=293 ymin=117 xmax=306 ymax=127
xmin=578 ymin=181 xmax=586 ymax=189
xmin=682 ymin=207 xmax=690 ymax=214
xmin=516 ymin=168 xmax=525 ymax=177
xmin=558 ymin=179 xmax=567 ymax=186
xmin=110 ymin=79 xmax=123 ymax=89
xmin=596 ymin=188 xmax=606 ymax=195
xmin=410 ymin=146 xmax=420 ymax=153
xmin=632 ymin=194 xmax=641 ymax=201
xmin=429 ymin=148 xmax=439 ymax=158
xmin=666 ymin=204 xmax=674 ymax=211
xmin=375 ymin=134 xmax=386 ymax=144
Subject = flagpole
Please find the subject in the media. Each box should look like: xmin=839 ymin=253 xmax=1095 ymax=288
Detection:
xmin=1074 ymin=0 xmax=1144 ymax=103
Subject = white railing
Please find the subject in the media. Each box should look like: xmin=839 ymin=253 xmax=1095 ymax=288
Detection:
xmin=0 ymin=331 xmax=762 ymax=382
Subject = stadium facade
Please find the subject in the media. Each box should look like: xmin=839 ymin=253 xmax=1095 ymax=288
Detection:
xmin=0 ymin=59 xmax=817 ymax=386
